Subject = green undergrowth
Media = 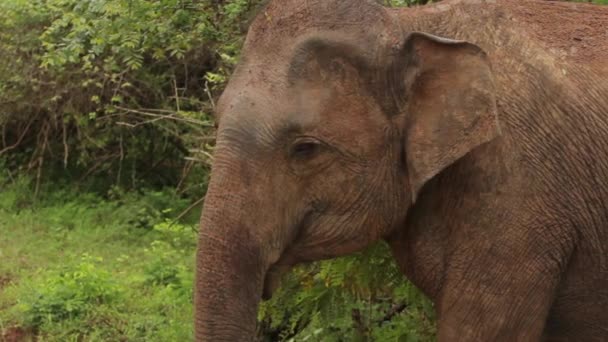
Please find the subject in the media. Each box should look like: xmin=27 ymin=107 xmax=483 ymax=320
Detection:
xmin=0 ymin=177 xmax=197 ymax=341
xmin=0 ymin=175 xmax=434 ymax=341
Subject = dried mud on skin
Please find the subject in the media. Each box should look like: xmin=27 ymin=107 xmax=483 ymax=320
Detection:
xmin=506 ymin=0 xmax=608 ymax=65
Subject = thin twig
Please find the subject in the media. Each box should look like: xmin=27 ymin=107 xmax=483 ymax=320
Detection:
xmin=183 ymin=155 xmax=213 ymax=167
xmin=6 ymin=167 xmax=15 ymax=183
xmin=62 ymin=115 xmax=69 ymax=168
xmin=0 ymin=117 xmax=35 ymax=155
xmin=131 ymin=156 xmax=136 ymax=189
xmin=1 ymin=124 xmax=7 ymax=149
xmin=204 ymin=80 xmax=216 ymax=110
xmin=34 ymin=123 xmax=50 ymax=200
xmin=114 ymin=105 xmax=213 ymax=126
xmin=116 ymin=116 xmax=166 ymax=127
xmin=116 ymin=122 xmax=136 ymax=128
xmin=188 ymin=148 xmax=214 ymax=161
xmin=169 ymin=195 xmax=206 ymax=232
xmin=117 ymin=128 xmax=124 ymax=186
xmin=35 ymin=156 xmax=43 ymax=199
xmin=173 ymin=75 xmax=181 ymax=112
xmin=76 ymin=153 xmax=120 ymax=185
xmin=176 ymin=160 xmax=194 ymax=195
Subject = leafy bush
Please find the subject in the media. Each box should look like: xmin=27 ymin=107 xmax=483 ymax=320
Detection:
xmin=106 ymin=187 xmax=194 ymax=230
xmin=143 ymin=220 xmax=195 ymax=288
xmin=143 ymin=240 xmax=187 ymax=287
xmin=0 ymin=175 xmax=34 ymax=212
xmin=0 ymin=0 xmax=257 ymax=194
xmin=18 ymin=254 xmax=120 ymax=329
xmin=0 ymin=183 xmax=196 ymax=341
xmin=152 ymin=219 xmax=198 ymax=249
xmin=258 ymin=243 xmax=435 ymax=341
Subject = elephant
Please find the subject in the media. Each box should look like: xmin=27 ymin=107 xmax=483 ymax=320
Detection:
xmin=195 ymin=0 xmax=608 ymax=340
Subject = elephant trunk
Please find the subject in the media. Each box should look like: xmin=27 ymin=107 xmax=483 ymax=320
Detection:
xmin=194 ymin=180 xmax=268 ymax=340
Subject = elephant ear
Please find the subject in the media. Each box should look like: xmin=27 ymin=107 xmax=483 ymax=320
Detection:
xmin=399 ymin=32 xmax=500 ymax=202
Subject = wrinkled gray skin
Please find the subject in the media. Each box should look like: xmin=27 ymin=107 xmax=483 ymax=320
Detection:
xmin=195 ymin=0 xmax=608 ymax=340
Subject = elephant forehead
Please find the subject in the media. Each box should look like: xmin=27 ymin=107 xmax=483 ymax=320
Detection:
xmin=216 ymin=84 xmax=333 ymax=145
xmin=242 ymin=0 xmax=397 ymax=60
xmin=216 ymin=66 xmax=287 ymax=121
xmin=219 ymin=68 xmax=330 ymax=115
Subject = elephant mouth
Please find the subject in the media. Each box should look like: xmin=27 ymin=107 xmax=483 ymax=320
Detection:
xmin=262 ymin=264 xmax=290 ymax=300
xmin=262 ymin=210 xmax=317 ymax=300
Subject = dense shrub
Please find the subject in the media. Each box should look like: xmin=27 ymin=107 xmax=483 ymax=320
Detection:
xmin=257 ymin=243 xmax=435 ymax=341
xmin=18 ymin=254 xmax=120 ymax=328
xmin=143 ymin=221 xmax=197 ymax=287
xmin=0 ymin=0 xmax=261 ymax=195
xmin=0 ymin=184 xmax=197 ymax=340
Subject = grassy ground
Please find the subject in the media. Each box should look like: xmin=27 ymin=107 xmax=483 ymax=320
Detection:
xmin=0 ymin=178 xmax=435 ymax=342
xmin=0 ymin=181 xmax=197 ymax=341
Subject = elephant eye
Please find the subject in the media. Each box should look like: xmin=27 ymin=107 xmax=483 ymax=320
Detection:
xmin=290 ymin=138 xmax=321 ymax=159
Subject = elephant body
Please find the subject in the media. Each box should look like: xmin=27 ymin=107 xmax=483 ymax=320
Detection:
xmin=390 ymin=1 xmax=608 ymax=340
xmin=195 ymin=0 xmax=608 ymax=340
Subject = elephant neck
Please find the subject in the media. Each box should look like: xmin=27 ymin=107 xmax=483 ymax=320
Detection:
xmin=386 ymin=137 xmax=514 ymax=302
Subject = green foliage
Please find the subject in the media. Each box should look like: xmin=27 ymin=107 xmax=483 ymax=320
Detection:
xmin=258 ymin=243 xmax=435 ymax=341
xmin=0 ymin=174 xmax=34 ymax=212
xmin=143 ymin=221 xmax=197 ymax=287
xmin=18 ymin=254 xmax=120 ymax=329
xmin=0 ymin=181 xmax=196 ymax=341
xmin=143 ymin=241 xmax=185 ymax=287
xmin=152 ymin=218 xmax=198 ymax=250
xmin=0 ymin=0 xmax=254 ymax=194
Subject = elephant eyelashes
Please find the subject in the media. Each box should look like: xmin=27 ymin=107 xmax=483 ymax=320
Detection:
xmin=289 ymin=138 xmax=322 ymax=160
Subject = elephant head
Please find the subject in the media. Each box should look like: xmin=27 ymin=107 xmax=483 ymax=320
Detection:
xmin=195 ymin=0 xmax=499 ymax=339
